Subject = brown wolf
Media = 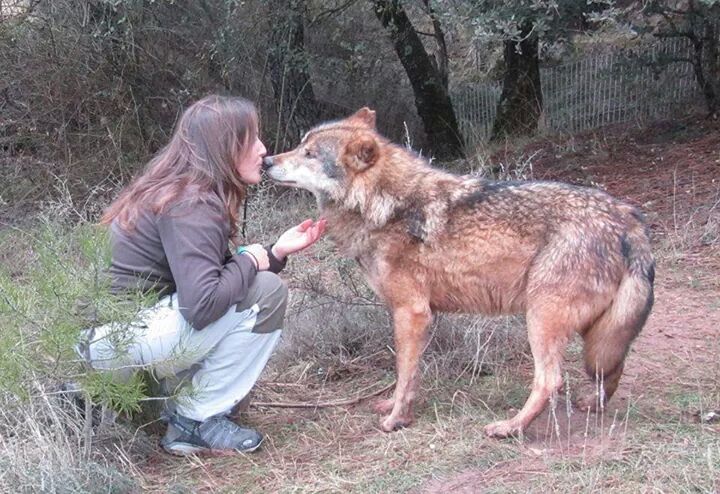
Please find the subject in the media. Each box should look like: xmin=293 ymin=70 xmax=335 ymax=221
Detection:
xmin=263 ymin=108 xmax=655 ymax=438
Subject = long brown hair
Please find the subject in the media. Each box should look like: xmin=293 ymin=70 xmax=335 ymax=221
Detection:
xmin=101 ymin=95 xmax=258 ymax=239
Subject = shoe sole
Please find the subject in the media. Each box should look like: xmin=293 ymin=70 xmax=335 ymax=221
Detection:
xmin=162 ymin=437 xmax=263 ymax=457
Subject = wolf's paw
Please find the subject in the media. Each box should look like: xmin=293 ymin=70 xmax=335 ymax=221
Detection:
xmin=575 ymin=393 xmax=602 ymax=413
xmin=483 ymin=419 xmax=522 ymax=438
xmin=380 ymin=414 xmax=412 ymax=433
xmin=372 ymin=398 xmax=394 ymax=415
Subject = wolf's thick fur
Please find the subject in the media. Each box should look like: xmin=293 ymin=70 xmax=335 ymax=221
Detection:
xmin=264 ymin=109 xmax=655 ymax=437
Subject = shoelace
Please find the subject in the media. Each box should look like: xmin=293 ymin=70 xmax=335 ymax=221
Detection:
xmin=205 ymin=418 xmax=232 ymax=435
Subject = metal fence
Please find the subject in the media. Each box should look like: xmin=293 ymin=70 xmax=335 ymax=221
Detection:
xmin=452 ymin=38 xmax=703 ymax=144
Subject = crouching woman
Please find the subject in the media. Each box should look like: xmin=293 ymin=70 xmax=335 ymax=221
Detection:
xmin=79 ymin=95 xmax=325 ymax=456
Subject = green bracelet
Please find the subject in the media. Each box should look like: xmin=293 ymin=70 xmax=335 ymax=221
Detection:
xmin=236 ymin=246 xmax=258 ymax=269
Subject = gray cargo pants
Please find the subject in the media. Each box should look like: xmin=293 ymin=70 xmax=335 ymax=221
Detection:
xmin=80 ymin=272 xmax=287 ymax=421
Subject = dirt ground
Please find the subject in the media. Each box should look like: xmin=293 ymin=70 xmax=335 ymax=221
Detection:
xmin=134 ymin=115 xmax=719 ymax=493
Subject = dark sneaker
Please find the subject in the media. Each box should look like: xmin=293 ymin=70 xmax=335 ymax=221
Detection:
xmin=160 ymin=413 xmax=263 ymax=456
xmin=57 ymin=381 xmax=104 ymax=426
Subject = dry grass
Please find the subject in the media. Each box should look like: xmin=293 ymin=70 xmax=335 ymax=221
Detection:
xmin=655 ymin=176 xmax=720 ymax=275
xmin=138 ymin=356 xmax=718 ymax=493
xmin=0 ymin=383 xmax=153 ymax=493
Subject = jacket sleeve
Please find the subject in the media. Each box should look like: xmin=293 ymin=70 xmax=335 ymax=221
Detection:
xmin=157 ymin=200 xmax=257 ymax=330
xmin=265 ymin=244 xmax=288 ymax=274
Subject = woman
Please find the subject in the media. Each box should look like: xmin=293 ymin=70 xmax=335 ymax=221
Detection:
xmin=80 ymin=95 xmax=325 ymax=456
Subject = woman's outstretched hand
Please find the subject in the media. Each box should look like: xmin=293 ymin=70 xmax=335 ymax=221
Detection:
xmin=272 ymin=218 xmax=326 ymax=260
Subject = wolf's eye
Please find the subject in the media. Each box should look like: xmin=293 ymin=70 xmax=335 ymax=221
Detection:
xmin=304 ymin=149 xmax=313 ymax=158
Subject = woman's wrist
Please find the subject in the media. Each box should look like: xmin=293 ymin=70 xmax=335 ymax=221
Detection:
xmin=271 ymin=244 xmax=286 ymax=261
xmin=236 ymin=246 xmax=259 ymax=270
xmin=265 ymin=244 xmax=288 ymax=274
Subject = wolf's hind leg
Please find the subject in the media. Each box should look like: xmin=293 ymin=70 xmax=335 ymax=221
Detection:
xmin=484 ymin=303 xmax=574 ymax=438
xmin=380 ymin=302 xmax=432 ymax=432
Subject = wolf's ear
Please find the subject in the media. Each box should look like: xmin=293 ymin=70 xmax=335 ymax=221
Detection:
xmin=348 ymin=107 xmax=376 ymax=129
xmin=343 ymin=134 xmax=379 ymax=171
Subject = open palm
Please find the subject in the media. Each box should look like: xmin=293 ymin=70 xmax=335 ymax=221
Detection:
xmin=273 ymin=219 xmax=326 ymax=258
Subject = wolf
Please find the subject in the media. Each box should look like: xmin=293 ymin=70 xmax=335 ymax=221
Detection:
xmin=263 ymin=108 xmax=655 ymax=438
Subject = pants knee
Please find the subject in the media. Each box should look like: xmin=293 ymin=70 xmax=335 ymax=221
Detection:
xmin=250 ymin=272 xmax=288 ymax=333
xmin=255 ymin=271 xmax=288 ymax=305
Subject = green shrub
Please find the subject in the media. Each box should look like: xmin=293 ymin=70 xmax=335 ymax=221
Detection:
xmin=0 ymin=215 xmax=154 ymax=413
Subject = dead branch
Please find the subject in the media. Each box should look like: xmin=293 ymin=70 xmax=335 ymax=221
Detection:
xmin=250 ymin=381 xmax=395 ymax=409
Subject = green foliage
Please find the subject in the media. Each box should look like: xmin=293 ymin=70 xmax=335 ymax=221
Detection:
xmin=83 ymin=371 xmax=146 ymax=416
xmin=634 ymin=0 xmax=720 ymax=40
xmin=445 ymin=0 xmax=617 ymax=46
xmin=0 ymin=216 xmax=155 ymax=412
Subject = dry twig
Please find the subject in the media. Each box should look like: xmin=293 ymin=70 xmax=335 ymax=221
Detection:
xmin=251 ymin=381 xmax=395 ymax=409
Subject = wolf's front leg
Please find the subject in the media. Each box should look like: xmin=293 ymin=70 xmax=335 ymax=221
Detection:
xmin=380 ymin=303 xmax=432 ymax=432
xmin=372 ymin=397 xmax=395 ymax=415
xmin=484 ymin=304 xmax=570 ymax=438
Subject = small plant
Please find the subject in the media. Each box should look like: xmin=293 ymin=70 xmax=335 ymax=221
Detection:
xmin=0 ymin=204 xmax=158 ymax=434
xmin=0 ymin=197 xmax=160 ymax=491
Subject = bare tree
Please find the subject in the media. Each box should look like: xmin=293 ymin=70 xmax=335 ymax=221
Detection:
xmin=373 ymin=0 xmax=464 ymax=160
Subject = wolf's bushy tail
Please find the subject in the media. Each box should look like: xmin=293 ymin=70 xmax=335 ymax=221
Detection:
xmin=582 ymin=221 xmax=655 ymax=401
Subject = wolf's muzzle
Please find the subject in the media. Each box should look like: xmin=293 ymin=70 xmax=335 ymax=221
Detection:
xmin=261 ymin=156 xmax=274 ymax=171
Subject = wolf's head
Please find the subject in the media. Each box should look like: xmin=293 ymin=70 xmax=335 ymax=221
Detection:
xmin=263 ymin=108 xmax=387 ymax=209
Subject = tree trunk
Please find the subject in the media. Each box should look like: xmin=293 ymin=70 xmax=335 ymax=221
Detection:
xmin=373 ymin=0 xmax=464 ymax=161
xmin=491 ymin=20 xmax=543 ymax=141
xmin=267 ymin=0 xmax=320 ymax=151
xmin=422 ymin=0 xmax=448 ymax=91
xmin=689 ymin=35 xmax=719 ymax=117
xmin=698 ymin=11 xmax=719 ymax=117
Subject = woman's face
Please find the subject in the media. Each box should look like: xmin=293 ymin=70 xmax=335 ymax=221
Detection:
xmin=235 ymin=134 xmax=267 ymax=185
